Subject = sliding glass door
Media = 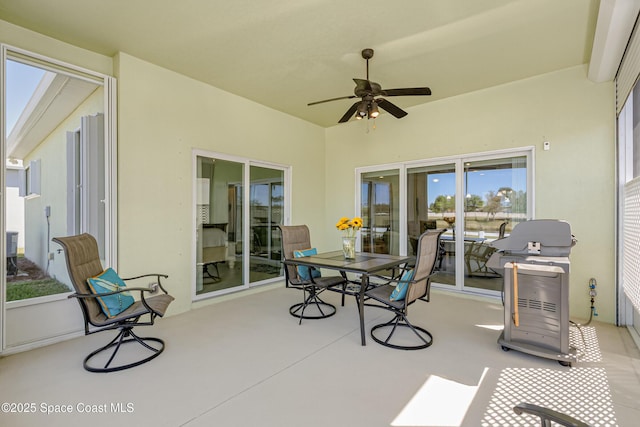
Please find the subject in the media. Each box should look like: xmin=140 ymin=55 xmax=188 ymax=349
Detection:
xmin=194 ymin=151 xmax=288 ymax=299
xmin=249 ymin=166 xmax=284 ymax=282
xmin=358 ymin=149 xmax=532 ymax=295
xmin=462 ymin=156 xmax=528 ymax=292
xmin=407 ymin=163 xmax=457 ymax=287
xmin=361 ymin=169 xmax=399 ymax=255
xmin=195 ymin=156 xmax=244 ymax=295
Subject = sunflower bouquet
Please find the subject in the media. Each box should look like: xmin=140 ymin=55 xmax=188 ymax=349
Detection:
xmin=335 ymin=216 xmax=363 ymax=238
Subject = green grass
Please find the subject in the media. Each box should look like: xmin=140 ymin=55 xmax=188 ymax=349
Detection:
xmin=6 ymin=279 xmax=71 ymax=302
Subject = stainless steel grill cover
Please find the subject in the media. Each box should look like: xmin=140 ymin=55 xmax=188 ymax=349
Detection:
xmin=490 ymin=219 xmax=576 ymax=257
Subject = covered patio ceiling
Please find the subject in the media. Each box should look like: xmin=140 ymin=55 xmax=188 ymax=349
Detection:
xmin=0 ymin=0 xmax=633 ymax=127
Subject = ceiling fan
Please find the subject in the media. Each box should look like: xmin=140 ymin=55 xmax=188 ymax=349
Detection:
xmin=308 ymin=48 xmax=432 ymax=123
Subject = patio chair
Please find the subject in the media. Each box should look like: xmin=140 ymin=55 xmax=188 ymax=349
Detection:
xmin=365 ymin=229 xmax=445 ymax=350
xmin=464 ymin=241 xmax=500 ymax=277
xmin=52 ymin=233 xmax=174 ymax=373
xmin=513 ymin=403 xmax=592 ymax=427
xmin=279 ymin=225 xmax=346 ymax=324
xmin=464 ymin=221 xmax=508 ymax=277
xmin=498 ymin=220 xmax=508 ymax=238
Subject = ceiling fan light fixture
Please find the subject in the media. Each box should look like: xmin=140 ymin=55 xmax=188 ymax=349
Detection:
xmin=356 ymin=101 xmax=368 ymax=119
xmin=369 ymin=101 xmax=379 ymax=118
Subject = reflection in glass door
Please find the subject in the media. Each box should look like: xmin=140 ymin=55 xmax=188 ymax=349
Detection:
xmin=407 ymin=164 xmax=457 ymax=286
xmin=196 ymin=156 xmax=244 ymax=295
xmin=249 ymin=166 xmax=284 ymax=283
xmin=462 ymin=156 xmax=527 ymax=292
xmin=361 ymin=170 xmax=399 ymax=254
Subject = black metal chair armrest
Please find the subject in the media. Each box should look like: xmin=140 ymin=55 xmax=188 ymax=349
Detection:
xmin=121 ymin=273 xmax=168 ymax=281
xmin=68 ymin=286 xmax=158 ymax=299
xmin=513 ymin=403 xmax=591 ymax=427
xmin=68 ymin=291 xmax=97 ymax=299
xmin=368 ymin=269 xmax=436 ymax=287
xmin=122 ymin=273 xmax=170 ymax=294
xmin=368 ymin=264 xmax=413 ymax=285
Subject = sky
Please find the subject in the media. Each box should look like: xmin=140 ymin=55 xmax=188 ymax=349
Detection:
xmin=362 ymin=166 xmax=526 ymax=207
xmin=428 ymin=168 xmax=527 ymax=204
xmin=5 ymin=59 xmax=45 ymax=137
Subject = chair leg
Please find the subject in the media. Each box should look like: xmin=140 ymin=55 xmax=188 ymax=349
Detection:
xmin=83 ymin=327 xmax=166 ymax=373
xmin=370 ymin=313 xmax=433 ymax=350
xmin=289 ymin=287 xmax=336 ymax=324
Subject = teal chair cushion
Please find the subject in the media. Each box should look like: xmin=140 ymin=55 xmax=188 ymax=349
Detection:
xmin=390 ymin=269 xmax=414 ymax=301
xmin=293 ymin=248 xmax=322 ymax=281
xmin=87 ymin=268 xmax=135 ymax=317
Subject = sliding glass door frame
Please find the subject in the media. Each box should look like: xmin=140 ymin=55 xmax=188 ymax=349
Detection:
xmin=356 ymin=147 xmax=534 ymax=296
xmin=192 ymin=149 xmax=290 ymax=301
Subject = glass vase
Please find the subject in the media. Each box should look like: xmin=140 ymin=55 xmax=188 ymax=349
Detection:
xmin=342 ymin=236 xmax=356 ymax=259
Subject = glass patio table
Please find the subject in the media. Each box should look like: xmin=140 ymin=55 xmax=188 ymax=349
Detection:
xmin=284 ymin=250 xmax=413 ymax=346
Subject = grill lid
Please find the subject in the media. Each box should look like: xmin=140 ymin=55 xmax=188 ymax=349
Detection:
xmin=490 ymin=219 xmax=576 ymax=256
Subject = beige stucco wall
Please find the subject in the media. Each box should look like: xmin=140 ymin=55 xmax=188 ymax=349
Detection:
xmin=325 ymin=65 xmax=616 ymax=323
xmin=115 ymin=53 xmax=325 ymax=315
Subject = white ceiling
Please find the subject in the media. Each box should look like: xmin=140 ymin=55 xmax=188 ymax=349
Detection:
xmin=0 ymin=0 xmax=601 ymax=128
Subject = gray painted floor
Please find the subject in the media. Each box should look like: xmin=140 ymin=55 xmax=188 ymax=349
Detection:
xmin=0 ymin=286 xmax=638 ymax=426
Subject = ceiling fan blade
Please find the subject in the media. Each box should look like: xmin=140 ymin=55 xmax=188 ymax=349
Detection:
xmin=377 ymin=98 xmax=408 ymax=119
xmin=308 ymin=95 xmax=356 ymax=106
xmin=382 ymin=87 xmax=432 ymax=97
xmin=338 ymin=102 xmax=360 ymax=123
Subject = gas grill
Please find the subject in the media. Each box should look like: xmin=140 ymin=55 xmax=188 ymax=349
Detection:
xmin=487 ymin=220 xmax=577 ymax=365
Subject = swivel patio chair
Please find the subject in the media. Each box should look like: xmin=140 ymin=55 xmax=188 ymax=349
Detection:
xmin=464 ymin=241 xmax=500 ymax=277
xmin=279 ymin=225 xmax=346 ymax=324
xmin=365 ymin=229 xmax=445 ymax=349
xmin=53 ymin=233 xmax=174 ymax=373
xmin=514 ymin=403 xmax=592 ymax=427
xmin=464 ymin=221 xmax=508 ymax=277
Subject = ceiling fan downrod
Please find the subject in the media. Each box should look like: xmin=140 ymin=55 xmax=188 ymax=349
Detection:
xmin=362 ymin=48 xmax=374 ymax=81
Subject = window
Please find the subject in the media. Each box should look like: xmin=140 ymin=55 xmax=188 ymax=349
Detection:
xmin=4 ymin=53 xmax=112 ymax=303
xmin=18 ymin=159 xmax=41 ymax=197
xmin=2 ymin=46 xmax=116 ymax=351
xmin=66 ymin=114 xmax=106 ymax=257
